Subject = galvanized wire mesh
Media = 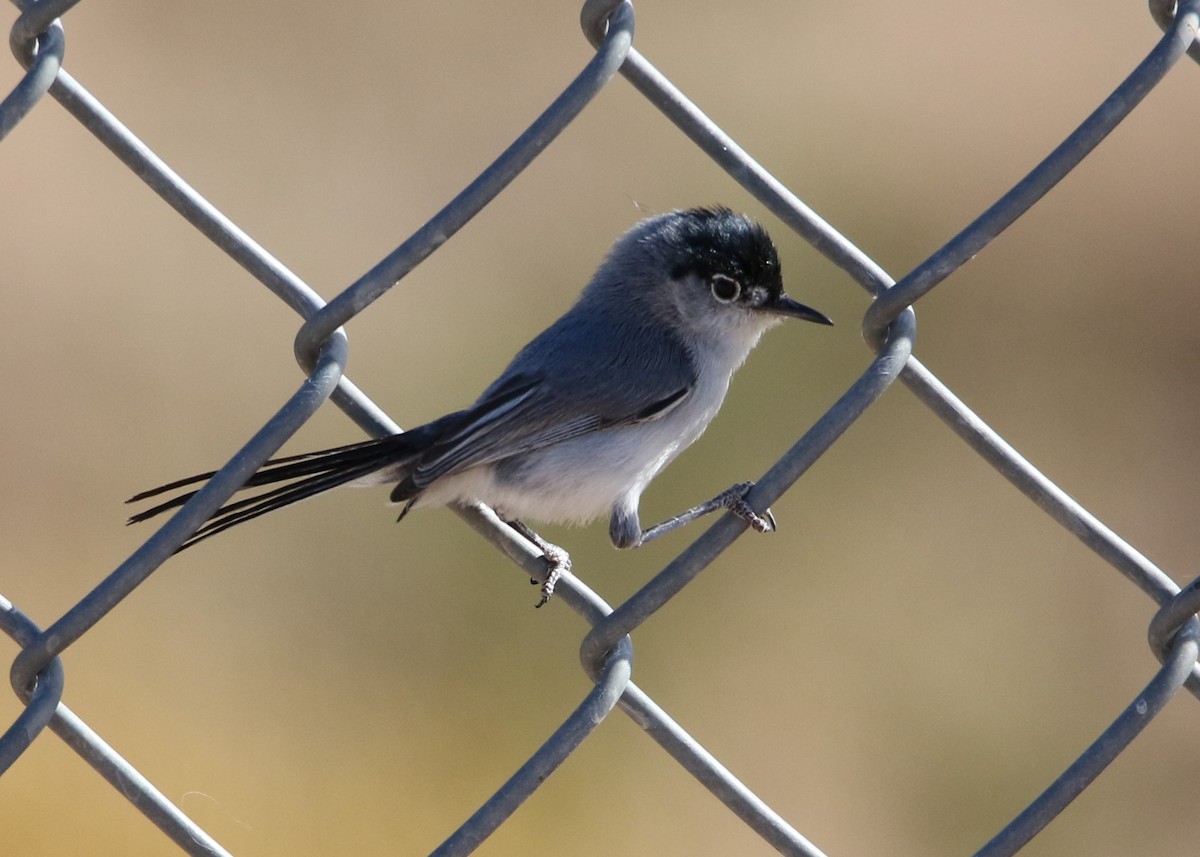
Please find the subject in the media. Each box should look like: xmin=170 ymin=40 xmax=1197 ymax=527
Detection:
xmin=2 ymin=1 xmax=1199 ymax=855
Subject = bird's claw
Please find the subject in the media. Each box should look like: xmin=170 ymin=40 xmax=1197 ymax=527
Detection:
xmin=508 ymin=519 xmax=571 ymax=607
xmin=722 ymin=481 xmax=776 ymax=534
xmin=532 ymin=540 xmax=571 ymax=608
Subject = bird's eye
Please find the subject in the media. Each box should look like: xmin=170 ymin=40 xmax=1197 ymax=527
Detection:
xmin=710 ymin=274 xmax=741 ymax=303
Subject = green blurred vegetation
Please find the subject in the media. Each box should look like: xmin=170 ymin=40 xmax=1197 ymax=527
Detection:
xmin=2 ymin=2 xmax=1199 ymax=855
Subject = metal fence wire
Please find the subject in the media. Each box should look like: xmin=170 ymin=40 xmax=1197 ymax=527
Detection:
xmin=2 ymin=1 xmax=1200 ymax=855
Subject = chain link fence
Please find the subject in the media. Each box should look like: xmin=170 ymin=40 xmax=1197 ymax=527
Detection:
xmin=2 ymin=1 xmax=1199 ymax=854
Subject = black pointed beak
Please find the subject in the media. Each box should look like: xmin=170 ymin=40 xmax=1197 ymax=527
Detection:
xmin=770 ymin=293 xmax=833 ymax=326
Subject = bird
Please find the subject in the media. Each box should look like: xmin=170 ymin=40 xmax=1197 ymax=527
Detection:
xmin=128 ymin=206 xmax=832 ymax=605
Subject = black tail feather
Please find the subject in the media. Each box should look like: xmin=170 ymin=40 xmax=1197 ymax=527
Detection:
xmin=127 ymin=437 xmax=399 ymax=506
xmin=126 ymin=434 xmax=422 ymax=551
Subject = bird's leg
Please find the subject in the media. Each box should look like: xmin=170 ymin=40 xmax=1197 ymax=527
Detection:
xmin=637 ymin=481 xmax=776 ymax=547
xmin=505 ymin=519 xmax=572 ymax=608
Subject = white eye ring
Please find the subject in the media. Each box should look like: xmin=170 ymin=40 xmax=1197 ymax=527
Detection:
xmin=710 ymin=274 xmax=741 ymax=303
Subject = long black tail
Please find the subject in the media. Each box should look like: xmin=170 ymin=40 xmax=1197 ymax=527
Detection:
xmin=126 ymin=433 xmax=423 ymax=551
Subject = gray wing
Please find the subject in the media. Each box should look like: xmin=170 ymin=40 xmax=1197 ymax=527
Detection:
xmin=392 ymin=309 xmax=695 ymax=499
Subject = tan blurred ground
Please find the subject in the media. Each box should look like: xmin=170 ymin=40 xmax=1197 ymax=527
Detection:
xmin=2 ymin=2 xmax=1199 ymax=855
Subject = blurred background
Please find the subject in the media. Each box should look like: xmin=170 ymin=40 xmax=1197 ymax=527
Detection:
xmin=2 ymin=1 xmax=1199 ymax=855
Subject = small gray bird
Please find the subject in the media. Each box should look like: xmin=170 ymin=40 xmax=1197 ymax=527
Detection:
xmin=129 ymin=207 xmax=831 ymax=604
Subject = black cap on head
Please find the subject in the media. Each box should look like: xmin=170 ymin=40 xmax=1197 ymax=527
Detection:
xmin=654 ymin=206 xmax=784 ymax=297
xmin=635 ymin=207 xmax=831 ymax=326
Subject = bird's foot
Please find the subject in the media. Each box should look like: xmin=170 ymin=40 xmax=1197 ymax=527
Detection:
xmin=531 ymin=540 xmax=571 ymax=608
xmin=506 ymin=519 xmax=572 ymax=607
xmin=719 ymin=481 xmax=776 ymax=534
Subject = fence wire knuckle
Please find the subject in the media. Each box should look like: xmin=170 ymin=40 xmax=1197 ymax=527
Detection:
xmin=1 ymin=1 xmax=1198 ymax=855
